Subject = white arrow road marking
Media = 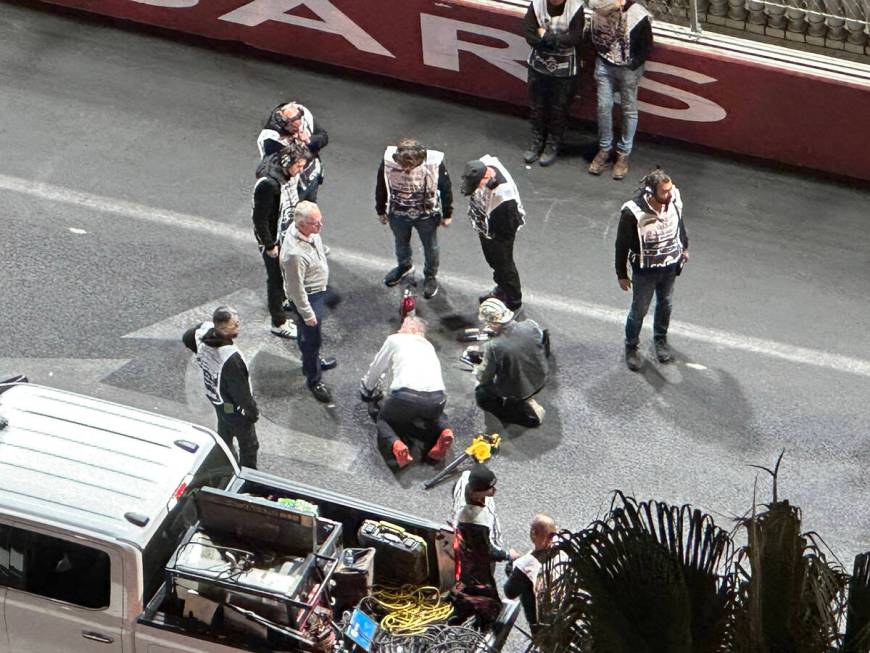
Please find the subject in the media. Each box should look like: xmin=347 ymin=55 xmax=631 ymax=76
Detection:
xmin=123 ymin=288 xmax=359 ymax=471
xmin=3 ymin=173 xmax=870 ymax=379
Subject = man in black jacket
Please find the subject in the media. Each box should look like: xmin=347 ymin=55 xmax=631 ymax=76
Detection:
xmin=587 ymin=0 xmax=654 ymax=180
xmin=375 ymin=138 xmax=453 ymax=299
xmin=257 ymin=101 xmax=328 ymax=202
xmin=522 ymin=0 xmax=584 ymax=166
xmin=182 ymin=306 xmax=260 ymax=468
xmin=461 ymin=156 xmax=526 ymax=311
xmin=614 ymin=168 xmax=689 ymax=371
xmin=450 ymin=465 xmax=518 ymax=628
xmin=252 ymin=142 xmax=310 ymax=340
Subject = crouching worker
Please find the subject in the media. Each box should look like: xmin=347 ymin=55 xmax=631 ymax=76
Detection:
xmin=504 ymin=513 xmax=558 ymax=634
xmin=450 ymin=465 xmax=518 ymax=629
xmin=473 ymin=298 xmax=549 ymax=427
xmin=360 ymin=316 xmax=455 ymax=468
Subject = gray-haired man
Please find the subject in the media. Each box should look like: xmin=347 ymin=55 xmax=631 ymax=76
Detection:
xmin=281 ymin=201 xmax=337 ymax=403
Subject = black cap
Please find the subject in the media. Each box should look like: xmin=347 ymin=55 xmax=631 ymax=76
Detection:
xmin=461 ymin=160 xmax=487 ymax=196
xmin=467 ymin=464 xmax=497 ymax=492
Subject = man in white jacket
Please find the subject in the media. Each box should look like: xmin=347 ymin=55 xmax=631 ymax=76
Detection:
xmin=361 ymin=317 xmax=455 ymax=468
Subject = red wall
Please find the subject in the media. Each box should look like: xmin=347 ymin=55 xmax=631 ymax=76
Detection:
xmin=37 ymin=0 xmax=870 ymax=180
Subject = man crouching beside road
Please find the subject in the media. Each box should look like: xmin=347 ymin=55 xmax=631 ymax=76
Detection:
xmin=281 ymin=201 xmax=338 ymax=404
xmin=183 ymin=306 xmax=259 ymax=468
xmin=360 ymin=316 xmax=455 ymax=468
xmin=471 ymin=298 xmax=549 ymax=427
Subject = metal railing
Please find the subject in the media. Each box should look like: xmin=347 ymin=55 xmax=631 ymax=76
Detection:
xmin=484 ymin=0 xmax=870 ymax=57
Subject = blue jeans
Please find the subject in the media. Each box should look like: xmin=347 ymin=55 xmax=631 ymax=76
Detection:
xmin=389 ymin=215 xmax=439 ymax=278
xmin=624 ymin=268 xmax=677 ymax=348
xmin=594 ymin=57 xmax=645 ymax=155
xmin=295 ymin=290 xmax=327 ymax=386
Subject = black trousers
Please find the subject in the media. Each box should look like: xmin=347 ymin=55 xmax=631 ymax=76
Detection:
xmin=376 ymin=388 xmax=448 ymax=459
xmin=475 ymin=385 xmax=539 ymax=427
xmin=261 ymin=250 xmax=287 ymax=328
xmin=479 ymin=235 xmax=522 ymax=309
xmin=528 ymin=69 xmax=580 ymax=146
xmin=214 ymin=406 xmax=259 ymax=469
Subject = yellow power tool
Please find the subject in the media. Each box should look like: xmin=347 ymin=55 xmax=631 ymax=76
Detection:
xmin=422 ymin=433 xmax=501 ymax=490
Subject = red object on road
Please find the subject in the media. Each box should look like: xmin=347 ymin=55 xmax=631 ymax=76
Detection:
xmin=400 ymin=288 xmax=416 ymax=320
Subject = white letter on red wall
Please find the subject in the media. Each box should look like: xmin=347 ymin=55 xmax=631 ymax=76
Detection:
xmin=129 ymin=0 xmax=198 ymax=6
xmin=639 ymin=62 xmax=727 ymax=122
xmin=220 ymin=0 xmax=394 ymax=57
xmin=420 ymin=13 xmax=529 ymax=81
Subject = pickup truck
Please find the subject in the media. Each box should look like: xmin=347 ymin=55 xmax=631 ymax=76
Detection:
xmin=0 ymin=380 xmax=517 ymax=652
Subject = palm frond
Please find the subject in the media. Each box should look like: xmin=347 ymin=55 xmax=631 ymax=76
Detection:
xmin=734 ymin=500 xmax=848 ymax=653
xmin=535 ymin=493 xmax=737 ymax=653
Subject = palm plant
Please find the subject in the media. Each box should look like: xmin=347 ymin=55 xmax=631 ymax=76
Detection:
xmin=534 ymin=454 xmax=870 ymax=653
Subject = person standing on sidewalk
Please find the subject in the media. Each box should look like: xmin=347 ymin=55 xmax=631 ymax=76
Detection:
xmin=615 ymin=168 xmax=689 ymax=371
xmin=460 ymin=156 xmax=526 ymax=312
xmin=281 ymin=201 xmax=338 ymax=403
xmin=182 ymin=306 xmax=260 ymax=469
xmin=251 ymin=142 xmax=311 ymax=340
xmin=522 ymin=0 xmax=584 ymax=166
xmin=586 ymin=0 xmax=653 ymax=180
xmin=360 ymin=316 xmax=455 ymax=468
xmin=376 ymin=138 xmax=453 ymax=299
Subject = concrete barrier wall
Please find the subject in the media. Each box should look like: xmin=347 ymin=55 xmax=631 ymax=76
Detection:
xmin=37 ymin=0 xmax=870 ymax=180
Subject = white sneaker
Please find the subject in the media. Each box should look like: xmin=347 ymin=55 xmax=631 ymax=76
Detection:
xmin=525 ymin=398 xmax=545 ymax=425
xmin=270 ymin=322 xmax=297 ymax=339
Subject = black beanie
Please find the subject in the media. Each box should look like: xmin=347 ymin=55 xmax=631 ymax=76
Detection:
xmin=467 ymin=464 xmax=497 ymax=492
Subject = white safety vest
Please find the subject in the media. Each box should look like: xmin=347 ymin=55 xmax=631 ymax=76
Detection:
xmin=529 ymin=0 xmax=583 ymax=76
xmin=193 ymin=322 xmax=247 ymax=406
xmin=468 ymin=155 xmax=526 ymax=239
xmin=256 ymin=104 xmax=316 ymax=158
xmin=451 ymin=470 xmax=505 ymax=554
xmin=383 ymin=147 xmax=444 ymax=220
xmin=256 ymin=104 xmax=323 ymax=200
xmin=622 ymin=186 xmax=684 ymax=270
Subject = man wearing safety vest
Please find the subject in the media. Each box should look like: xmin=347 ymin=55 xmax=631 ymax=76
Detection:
xmin=182 ymin=306 xmax=260 ymax=468
xmin=615 ymin=167 xmax=689 ymax=371
xmin=522 ymin=0 xmax=584 ymax=166
xmin=376 ymin=138 xmax=453 ymax=300
xmin=504 ymin=514 xmax=559 ymax=633
xmin=460 ymin=156 xmax=527 ymax=312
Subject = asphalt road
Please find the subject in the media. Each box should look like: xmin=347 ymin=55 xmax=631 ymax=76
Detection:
xmin=1 ymin=0 xmax=868 ymax=616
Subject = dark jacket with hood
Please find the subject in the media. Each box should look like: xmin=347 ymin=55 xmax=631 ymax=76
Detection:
xmin=182 ymin=324 xmax=259 ymax=421
xmin=251 ymin=153 xmax=289 ymax=251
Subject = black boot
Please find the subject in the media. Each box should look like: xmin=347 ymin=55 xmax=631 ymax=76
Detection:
xmin=539 ymin=138 xmax=558 ymax=166
xmin=523 ymin=129 xmax=545 ymax=164
xmin=524 ymin=93 xmax=546 ymax=164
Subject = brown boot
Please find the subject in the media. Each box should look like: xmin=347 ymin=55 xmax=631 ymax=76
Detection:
xmin=587 ymin=148 xmax=612 ymax=175
xmin=612 ymin=153 xmax=630 ymax=180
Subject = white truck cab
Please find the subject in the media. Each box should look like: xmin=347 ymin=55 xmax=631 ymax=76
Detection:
xmin=0 ymin=381 xmax=517 ymax=653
